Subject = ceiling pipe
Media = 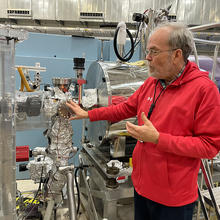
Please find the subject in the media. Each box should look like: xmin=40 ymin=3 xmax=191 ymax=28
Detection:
xmin=10 ymin=24 xmax=136 ymax=38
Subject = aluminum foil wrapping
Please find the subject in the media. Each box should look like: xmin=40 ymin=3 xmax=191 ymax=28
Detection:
xmin=43 ymin=87 xmax=72 ymax=117
xmin=53 ymin=87 xmax=72 ymax=100
xmin=43 ymin=97 xmax=59 ymax=116
xmin=49 ymin=117 xmax=73 ymax=144
xmin=82 ymin=89 xmax=97 ymax=109
xmin=27 ymin=86 xmax=75 ymax=195
xmin=46 ymin=171 xmax=66 ymax=196
xmin=0 ymin=24 xmax=28 ymax=40
xmin=27 ymin=156 xmax=53 ymax=183
xmin=46 ymin=116 xmax=73 ymax=166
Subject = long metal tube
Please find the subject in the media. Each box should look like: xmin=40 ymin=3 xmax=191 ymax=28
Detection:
xmin=192 ymin=42 xmax=199 ymax=68
xmin=79 ymin=155 xmax=99 ymax=220
xmin=189 ymin=23 xmax=220 ymax=32
xmin=211 ymin=44 xmax=220 ymax=81
xmin=44 ymin=199 xmax=55 ymax=220
xmin=67 ymin=171 xmax=77 ymax=220
xmin=81 ymin=169 xmax=99 ymax=220
xmin=193 ymin=38 xmax=220 ymax=82
xmin=194 ymin=38 xmax=220 ymax=46
xmin=200 ymin=159 xmax=220 ymax=219
xmin=10 ymin=25 xmax=129 ymax=38
xmin=0 ymin=37 xmax=17 ymax=220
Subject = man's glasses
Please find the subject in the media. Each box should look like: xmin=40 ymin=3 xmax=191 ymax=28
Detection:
xmin=145 ymin=48 xmax=178 ymax=57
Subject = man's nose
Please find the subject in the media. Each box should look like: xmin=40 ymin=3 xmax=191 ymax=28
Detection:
xmin=146 ymin=53 xmax=152 ymax=61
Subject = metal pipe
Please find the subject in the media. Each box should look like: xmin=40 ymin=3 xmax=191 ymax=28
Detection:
xmin=211 ymin=44 xmax=219 ymax=81
xmin=67 ymin=171 xmax=77 ymax=220
xmin=81 ymin=169 xmax=99 ymax=220
xmin=78 ymin=154 xmax=99 ymax=220
xmin=197 ymin=174 xmax=204 ymax=220
xmin=189 ymin=23 xmax=220 ymax=32
xmin=200 ymin=159 xmax=220 ymax=219
xmin=44 ymin=199 xmax=55 ymax=220
xmin=194 ymin=38 xmax=220 ymax=46
xmin=9 ymin=25 xmax=134 ymax=38
xmin=192 ymin=42 xmax=199 ymax=68
xmin=0 ymin=35 xmax=16 ymax=220
xmin=193 ymin=37 xmax=220 ymax=82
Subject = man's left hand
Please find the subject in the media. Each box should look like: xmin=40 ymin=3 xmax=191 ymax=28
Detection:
xmin=126 ymin=112 xmax=159 ymax=144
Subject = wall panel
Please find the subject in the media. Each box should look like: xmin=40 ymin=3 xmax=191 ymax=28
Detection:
xmin=56 ymin=0 xmax=79 ymax=21
xmin=32 ymin=0 xmax=56 ymax=20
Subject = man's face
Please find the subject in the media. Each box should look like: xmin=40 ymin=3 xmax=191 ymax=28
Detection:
xmin=146 ymin=28 xmax=176 ymax=81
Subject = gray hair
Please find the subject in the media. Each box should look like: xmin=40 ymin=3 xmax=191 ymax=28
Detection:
xmin=153 ymin=22 xmax=194 ymax=62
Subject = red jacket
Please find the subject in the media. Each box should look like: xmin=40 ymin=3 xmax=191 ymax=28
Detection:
xmin=88 ymin=61 xmax=220 ymax=206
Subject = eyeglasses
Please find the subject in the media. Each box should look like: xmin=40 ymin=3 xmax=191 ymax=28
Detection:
xmin=145 ymin=48 xmax=178 ymax=57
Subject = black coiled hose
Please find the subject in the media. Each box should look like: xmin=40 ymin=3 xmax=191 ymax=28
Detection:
xmin=113 ymin=27 xmax=135 ymax=62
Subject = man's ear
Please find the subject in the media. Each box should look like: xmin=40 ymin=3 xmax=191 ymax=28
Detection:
xmin=173 ymin=49 xmax=183 ymax=63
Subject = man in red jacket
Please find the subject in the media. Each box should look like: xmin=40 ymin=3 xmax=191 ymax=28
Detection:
xmin=66 ymin=22 xmax=220 ymax=220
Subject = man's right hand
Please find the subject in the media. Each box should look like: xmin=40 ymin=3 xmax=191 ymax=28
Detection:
xmin=66 ymin=100 xmax=89 ymax=120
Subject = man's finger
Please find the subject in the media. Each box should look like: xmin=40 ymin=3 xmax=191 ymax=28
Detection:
xmin=126 ymin=121 xmax=139 ymax=132
xmin=66 ymin=102 xmax=73 ymax=109
xmin=126 ymin=122 xmax=140 ymax=137
xmin=69 ymin=100 xmax=78 ymax=106
xmin=141 ymin=112 xmax=151 ymax=125
xmin=66 ymin=100 xmax=76 ymax=107
xmin=126 ymin=122 xmax=142 ymax=141
xmin=69 ymin=116 xmax=78 ymax=120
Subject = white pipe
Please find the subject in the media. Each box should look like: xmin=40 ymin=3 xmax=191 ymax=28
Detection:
xmin=194 ymin=38 xmax=220 ymax=46
xmin=189 ymin=23 xmax=220 ymax=32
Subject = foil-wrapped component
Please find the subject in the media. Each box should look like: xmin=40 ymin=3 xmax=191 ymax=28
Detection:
xmin=49 ymin=117 xmax=73 ymax=144
xmin=43 ymin=97 xmax=59 ymax=116
xmin=46 ymin=171 xmax=66 ymax=196
xmin=82 ymin=89 xmax=97 ymax=109
xmin=47 ymin=143 xmax=73 ymax=166
xmin=26 ymin=81 xmax=76 ymax=198
xmin=27 ymin=156 xmax=53 ymax=183
xmin=43 ymin=86 xmax=72 ymax=117
xmin=0 ymin=24 xmax=28 ymax=40
xmin=44 ymin=115 xmax=74 ymax=166
xmin=57 ymin=103 xmax=73 ymax=119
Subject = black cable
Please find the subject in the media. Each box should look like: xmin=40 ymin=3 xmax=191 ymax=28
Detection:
xmin=74 ymin=167 xmax=80 ymax=214
xmin=123 ymin=39 xmax=140 ymax=59
xmin=22 ymin=165 xmax=44 ymax=220
xmin=53 ymin=207 xmax=57 ymax=220
xmin=21 ymin=156 xmax=46 ymax=220
xmin=113 ymin=27 xmax=134 ymax=62
xmin=122 ymin=22 xmax=141 ymax=59
xmin=147 ymin=80 xmax=166 ymax=119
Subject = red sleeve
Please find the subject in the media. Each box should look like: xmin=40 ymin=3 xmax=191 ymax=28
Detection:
xmin=156 ymin=85 xmax=220 ymax=159
xmin=88 ymin=82 xmax=146 ymax=122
